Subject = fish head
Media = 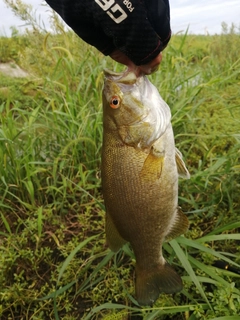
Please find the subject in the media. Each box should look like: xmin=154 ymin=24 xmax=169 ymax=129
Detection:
xmin=103 ymin=69 xmax=171 ymax=150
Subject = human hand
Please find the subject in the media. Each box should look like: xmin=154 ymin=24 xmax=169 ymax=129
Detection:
xmin=45 ymin=0 xmax=170 ymax=73
xmin=109 ymin=50 xmax=162 ymax=77
xmin=137 ymin=53 xmax=162 ymax=75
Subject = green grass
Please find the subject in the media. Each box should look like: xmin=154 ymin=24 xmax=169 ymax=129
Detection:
xmin=0 ymin=2 xmax=240 ymax=319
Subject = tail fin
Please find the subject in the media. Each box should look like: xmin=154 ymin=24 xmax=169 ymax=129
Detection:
xmin=135 ymin=262 xmax=183 ymax=306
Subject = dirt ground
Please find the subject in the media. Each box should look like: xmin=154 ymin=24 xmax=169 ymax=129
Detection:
xmin=0 ymin=62 xmax=29 ymax=78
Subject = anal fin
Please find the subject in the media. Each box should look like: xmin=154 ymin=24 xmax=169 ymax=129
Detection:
xmin=165 ymin=207 xmax=189 ymax=241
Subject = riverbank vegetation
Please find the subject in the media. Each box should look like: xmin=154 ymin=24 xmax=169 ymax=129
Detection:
xmin=0 ymin=1 xmax=240 ymax=319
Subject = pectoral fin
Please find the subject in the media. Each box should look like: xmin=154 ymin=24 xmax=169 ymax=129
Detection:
xmin=105 ymin=210 xmax=127 ymax=252
xmin=175 ymin=148 xmax=190 ymax=179
xmin=165 ymin=207 xmax=189 ymax=241
xmin=140 ymin=147 xmax=164 ymax=181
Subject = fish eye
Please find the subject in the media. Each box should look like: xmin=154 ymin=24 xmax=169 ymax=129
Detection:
xmin=110 ymin=95 xmax=121 ymax=109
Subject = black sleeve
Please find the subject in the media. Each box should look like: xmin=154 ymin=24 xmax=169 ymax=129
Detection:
xmin=45 ymin=0 xmax=171 ymax=66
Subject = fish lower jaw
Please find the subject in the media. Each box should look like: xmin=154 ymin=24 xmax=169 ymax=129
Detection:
xmin=119 ymin=138 xmax=152 ymax=152
xmin=136 ymin=143 xmax=151 ymax=153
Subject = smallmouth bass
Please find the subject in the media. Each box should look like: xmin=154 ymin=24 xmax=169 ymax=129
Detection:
xmin=101 ymin=69 xmax=190 ymax=306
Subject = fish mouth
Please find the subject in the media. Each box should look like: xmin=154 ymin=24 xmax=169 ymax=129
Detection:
xmin=103 ymin=68 xmax=137 ymax=82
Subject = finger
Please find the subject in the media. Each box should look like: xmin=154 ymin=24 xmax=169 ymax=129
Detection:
xmin=138 ymin=53 xmax=162 ymax=75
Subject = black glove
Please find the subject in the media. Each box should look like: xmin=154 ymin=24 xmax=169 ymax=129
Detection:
xmin=45 ymin=0 xmax=171 ymax=65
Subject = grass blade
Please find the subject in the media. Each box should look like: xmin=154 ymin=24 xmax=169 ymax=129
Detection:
xmin=57 ymin=234 xmax=99 ymax=284
xmin=169 ymin=238 xmax=211 ymax=307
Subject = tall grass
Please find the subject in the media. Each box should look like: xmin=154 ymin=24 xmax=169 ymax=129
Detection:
xmin=0 ymin=1 xmax=240 ymax=319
